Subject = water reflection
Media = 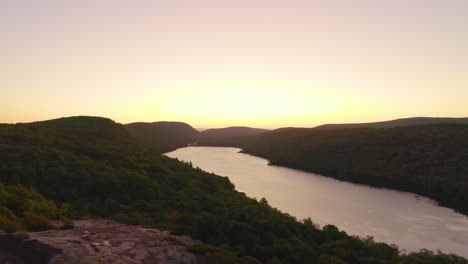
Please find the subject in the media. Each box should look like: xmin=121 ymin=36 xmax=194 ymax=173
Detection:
xmin=166 ymin=147 xmax=468 ymax=257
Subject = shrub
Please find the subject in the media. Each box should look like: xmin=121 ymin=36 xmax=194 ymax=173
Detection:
xmin=23 ymin=213 xmax=55 ymax=231
xmin=0 ymin=206 xmax=22 ymax=232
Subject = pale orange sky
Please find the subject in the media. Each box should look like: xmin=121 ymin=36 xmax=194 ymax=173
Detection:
xmin=1 ymin=0 xmax=467 ymax=128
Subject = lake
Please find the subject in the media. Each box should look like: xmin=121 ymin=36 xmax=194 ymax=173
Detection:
xmin=165 ymin=147 xmax=468 ymax=257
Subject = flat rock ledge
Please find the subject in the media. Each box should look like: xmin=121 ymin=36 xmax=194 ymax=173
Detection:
xmin=2 ymin=220 xmax=205 ymax=264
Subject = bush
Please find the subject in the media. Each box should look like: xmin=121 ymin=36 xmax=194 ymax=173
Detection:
xmin=23 ymin=213 xmax=55 ymax=231
xmin=0 ymin=215 xmax=22 ymax=232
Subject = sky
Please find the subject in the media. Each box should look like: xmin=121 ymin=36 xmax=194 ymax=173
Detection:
xmin=1 ymin=0 xmax=468 ymax=128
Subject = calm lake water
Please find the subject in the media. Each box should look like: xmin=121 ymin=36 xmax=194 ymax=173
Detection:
xmin=165 ymin=147 xmax=468 ymax=257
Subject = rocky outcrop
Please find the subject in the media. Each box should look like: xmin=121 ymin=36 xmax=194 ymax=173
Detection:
xmin=28 ymin=220 xmax=203 ymax=264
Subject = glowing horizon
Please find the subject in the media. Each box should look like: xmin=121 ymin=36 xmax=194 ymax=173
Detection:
xmin=1 ymin=1 xmax=468 ymax=128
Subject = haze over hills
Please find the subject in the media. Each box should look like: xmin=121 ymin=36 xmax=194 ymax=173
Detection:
xmin=125 ymin=117 xmax=468 ymax=154
xmin=125 ymin=123 xmax=270 ymax=153
xmin=199 ymin=126 xmax=270 ymax=139
xmin=315 ymin=117 xmax=468 ymax=129
xmin=1 ymin=116 xmax=467 ymax=263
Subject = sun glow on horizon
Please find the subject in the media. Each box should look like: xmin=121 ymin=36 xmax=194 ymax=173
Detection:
xmin=150 ymin=83 xmax=346 ymax=127
xmin=1 ymin=1 xmax=468 ymax=127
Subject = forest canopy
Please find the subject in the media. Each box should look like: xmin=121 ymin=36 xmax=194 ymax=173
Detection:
xmin=0 ymin=116 xmax=466 ymax=263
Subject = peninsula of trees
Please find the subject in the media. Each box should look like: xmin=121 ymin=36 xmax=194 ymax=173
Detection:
xmin=198 ymin=118 xmax=468 ymax=217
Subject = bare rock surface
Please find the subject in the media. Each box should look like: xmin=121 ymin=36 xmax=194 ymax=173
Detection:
xmin=29 ymin=220 xmax=203 ymax=264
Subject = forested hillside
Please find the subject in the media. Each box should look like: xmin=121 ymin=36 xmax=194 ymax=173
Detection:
xmin=200 ymin=124 xmax=468 ymax=217
xmin=0 ymin=117 xmax=466 ymax=263
xmin=125 ymin=121 xmax=199 ymax=154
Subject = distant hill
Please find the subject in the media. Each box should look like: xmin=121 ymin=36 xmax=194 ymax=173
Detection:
xmin=3 ymin=116 xmax=130 ymax=145
xmin=199 ymin=126 xmax=269 ymax=139
xmin=124 ymin=122 xmax=268 ymax=153
xmin=125 ymin=121 xmax=199 ymax=154
xmin=315 ymin=117 xmax=468 ymax=129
